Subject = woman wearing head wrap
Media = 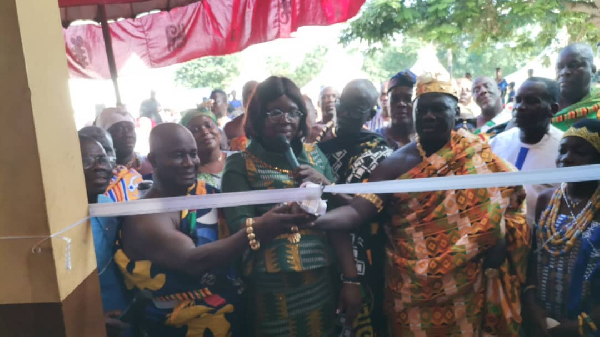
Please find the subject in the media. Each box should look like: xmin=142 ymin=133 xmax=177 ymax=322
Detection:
xmin=181 ymin=108 xmax=227 ymax=189
xmin=525 ymin=119 xmax=600 ymax=336
xmin=377 ymin=70 xmax=417 ymax=150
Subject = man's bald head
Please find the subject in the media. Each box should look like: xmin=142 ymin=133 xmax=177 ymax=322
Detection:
xmin=148 ymin=123 xmax=199 ymax=191
xmin=560 ymin=43 xmax=595 ymax=64
xmin=339 ymin=79 xmax=379 ymax=109
xmin=557 ymin=43 xmax=597 ymax=104
xmin=149 ymin=123 xmax=195 ymax=153
xmin=336 ymin=79 xmax=378 ymax=136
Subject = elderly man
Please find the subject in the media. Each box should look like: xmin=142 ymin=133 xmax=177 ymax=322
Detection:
xmin=318 ymin=80 xmax=392 ymax=335
xmin=306 ymin=86 xmax=339 ymax=143
xmin=490 ymin=77 xmax=563 ymax=225
xmin=116 ymin=124 xmax=310 ymax=336
xmin=79 ymin=126 xmax=143 ymax=202
xmin=314 ymin=73 xmax=530 ymax=336
xmin=96 ymin=107 xmax=153 ymax=177
xmin=78 ymin=135 xmax=130 ymax=337
xmin=472 ymin=76 xmax=514 ymax=137
xmin=553 ymin=43 xmax=600 ymax=131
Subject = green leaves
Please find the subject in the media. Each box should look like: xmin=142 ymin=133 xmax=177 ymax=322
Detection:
xmin=174 ymin=54 xmax=240 ymax=89
xmin=266 ymin=45 xmax=329 ymax=88
xmin=343 ymin=0 xmax=599 ymax=68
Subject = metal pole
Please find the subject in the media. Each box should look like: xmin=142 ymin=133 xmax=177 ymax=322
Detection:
xmin=98 ymin=4 xmax=122 ymax=106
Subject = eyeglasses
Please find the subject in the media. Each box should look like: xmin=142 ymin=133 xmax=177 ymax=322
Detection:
xmin=82 ymin=155 xmax=116 ymax=170
xmin=266 ymin=109 xmax=304 ymax=122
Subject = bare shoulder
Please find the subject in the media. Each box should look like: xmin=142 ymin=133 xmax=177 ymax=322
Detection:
xmin=121 ymin=212 xmax=179 ymax=258
xmin=369 ymin=142 xmax=422 ymax=182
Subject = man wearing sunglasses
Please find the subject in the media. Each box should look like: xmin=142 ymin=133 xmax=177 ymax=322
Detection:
xmin=317 ymin=79 xmax=393 ymax=336
xmin=79 ymin=135 xmax=130 ymax=337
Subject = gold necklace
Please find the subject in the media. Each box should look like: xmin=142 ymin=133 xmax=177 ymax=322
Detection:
xmin=415 ymin=135 xmax=427 ymax=160
xmin=245 ymin=152 xmax=293 ymax=176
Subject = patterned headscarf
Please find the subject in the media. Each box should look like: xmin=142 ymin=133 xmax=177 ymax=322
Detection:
xmin=180 ymin=108 xmax=217 ymax=127
xmin=388 ymin=69 xmax=417 ymax=93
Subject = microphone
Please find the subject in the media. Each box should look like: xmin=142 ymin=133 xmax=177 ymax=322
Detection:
xmin=276 ymin=134 xmax=299 ymax=169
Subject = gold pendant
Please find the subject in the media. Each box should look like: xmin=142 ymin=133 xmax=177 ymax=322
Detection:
xmin=287 ymin=232 xmax=301 ymax=244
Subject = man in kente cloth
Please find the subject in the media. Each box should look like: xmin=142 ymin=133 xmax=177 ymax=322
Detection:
xmin=312 ymin=73 xmax=531 ymax=336
xmin=553 ymin=43 xmax=600 ymax=131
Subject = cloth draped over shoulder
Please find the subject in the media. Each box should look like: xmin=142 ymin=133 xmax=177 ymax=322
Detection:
xmin=383 ymin=129 xmax=531 ymax=336
xmin=114 ymin=181 xmax=243 ymax=337
xmin=552 ymin=88 xmax=600 ymax=131
xmin=221 ymin=139 xmax=335 ymax=275
xmin=105 ymin=165 xmax=142 ymax=202
xmin=221 ymin=139 xmax=337 ymax=337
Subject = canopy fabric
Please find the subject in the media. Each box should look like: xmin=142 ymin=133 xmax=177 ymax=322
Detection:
xmin=59 ymin=0 xmax=199 ymax=25
xmin=63 ymin=0 xmax=364 ymax=79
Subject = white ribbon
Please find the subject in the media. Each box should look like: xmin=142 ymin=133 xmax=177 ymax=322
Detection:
xmin=89 ymin=164 xmax=600 ymax=217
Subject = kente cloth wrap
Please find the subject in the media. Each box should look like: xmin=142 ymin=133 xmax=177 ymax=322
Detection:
xmin=383 ymin=129 xmax=530 ymax=336
xmin=319 ymin=130 xmax=392 ymax=336
xmin=115 ymin=180 xmax=243 ymax=337
xmin=105 ymin=165 xmax=142 ymax=202
xmin=552 ymin=88 xmax=600 ymax=131
xmin=221 ymin=139 xmax=336 ymax=336
xmin=245 ymin=268 xmax=336 ymax=337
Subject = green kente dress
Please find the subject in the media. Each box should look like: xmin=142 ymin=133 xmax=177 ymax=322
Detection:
xmin=221 ymin=139 xmax=336 ymax=337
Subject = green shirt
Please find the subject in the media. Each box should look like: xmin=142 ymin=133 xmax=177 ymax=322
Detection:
xmin=221 ymin=139 xmax=334 ymax=275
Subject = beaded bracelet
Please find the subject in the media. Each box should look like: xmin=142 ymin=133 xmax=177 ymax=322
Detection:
xmin=356 ymin=193 xmax=384 ymax=213
xmin=245 ymin=218 xmax=261 ymax=251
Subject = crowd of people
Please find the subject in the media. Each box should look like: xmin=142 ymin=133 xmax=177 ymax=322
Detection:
xmin=79 ymin=42 xmax=600 ymax=337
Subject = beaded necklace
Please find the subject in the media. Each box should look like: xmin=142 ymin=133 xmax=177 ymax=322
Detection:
xmin=415 ymin=135 xmax=428 ymax=160
xmin=537 ymin=183 xmax=600 ymax=256
xmin=315 ymin=120 xmax=335 ymax=143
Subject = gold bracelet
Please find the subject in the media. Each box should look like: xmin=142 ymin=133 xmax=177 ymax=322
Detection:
xmin=356 ymin=193 xmax=384 ymax=213
xmin=245 ymin=218 xmax=261 ymax=251
xmin=522 ymin=285 xmax=536 ymax=294
xmin=582 ymin=312 xmax=598 ymax=332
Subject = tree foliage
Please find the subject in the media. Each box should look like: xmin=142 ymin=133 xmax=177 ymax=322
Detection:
xmin=266 ymin=46 xmax=329 ymax=88
xmin=342 ymin=0 xmax=600 ymax=66
xmin=175 ymin=54 xmax=241 ymax=89
xmin=361 ymin=39 xmax=419 ymax=83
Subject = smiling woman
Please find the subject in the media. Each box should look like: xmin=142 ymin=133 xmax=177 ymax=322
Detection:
xmin=221 ymin=76 xmax=340 ymax=336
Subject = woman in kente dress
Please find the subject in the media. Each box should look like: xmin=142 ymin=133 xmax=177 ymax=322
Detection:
xmin=222 ymin=76 xmax=356 ymax=337
xmin=525 ymin=119 xmax=600 ymax=336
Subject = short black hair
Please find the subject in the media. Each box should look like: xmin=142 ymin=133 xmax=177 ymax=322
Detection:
xmin=524 ymin=77 xmax=560 ymax=104
xmin=210 ymin=89 xmax=227 ymax=99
